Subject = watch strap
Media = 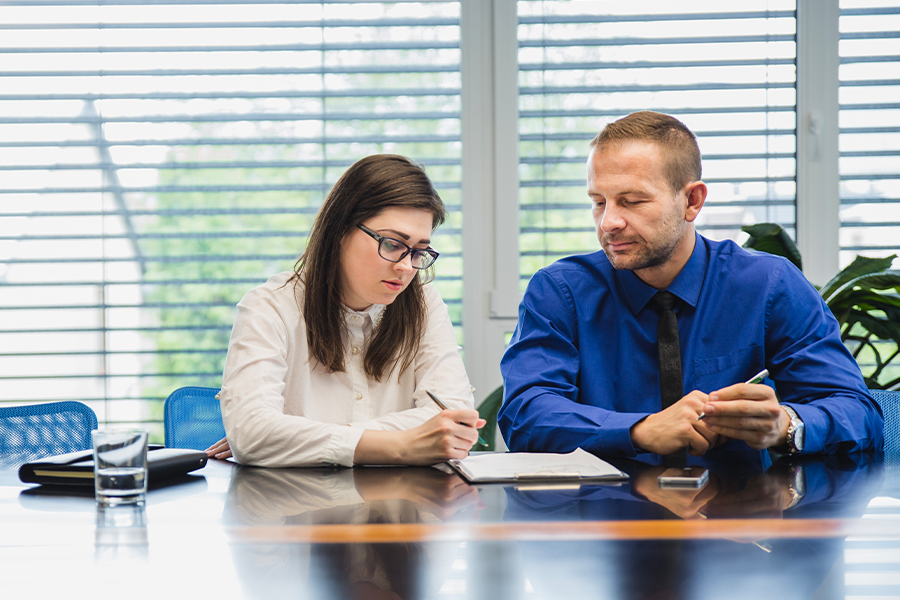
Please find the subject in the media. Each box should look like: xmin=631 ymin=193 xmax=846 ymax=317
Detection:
xmin=777 ymin=405 xmax=804 ymax=454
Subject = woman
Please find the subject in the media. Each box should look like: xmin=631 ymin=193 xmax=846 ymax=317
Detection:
xmin=206 ymin=154 xmax=484 ymax=467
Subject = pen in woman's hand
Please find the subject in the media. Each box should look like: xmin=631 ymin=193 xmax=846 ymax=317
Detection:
xmin=696 ymin=369 xmax=770 ymax=421
xmin=426 ymin=390 xmax=487 ymax=447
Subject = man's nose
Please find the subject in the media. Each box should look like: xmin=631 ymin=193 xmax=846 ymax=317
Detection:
xmin=599 ymin=204 xmax=625 ymax=232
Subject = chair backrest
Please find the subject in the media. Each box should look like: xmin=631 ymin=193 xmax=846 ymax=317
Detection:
xmin=871 ymin=389 xmax=900 ymax=455
xmin=0 ymin=401 xmax=98 ymax=469
xmin=164 ymin=386 xmax=226 ymax=451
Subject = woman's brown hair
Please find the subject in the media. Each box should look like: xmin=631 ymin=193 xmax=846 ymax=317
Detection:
xmin=291 ymin=154 xmax=446 ymax=380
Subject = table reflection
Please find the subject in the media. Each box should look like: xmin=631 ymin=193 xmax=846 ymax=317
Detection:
xmin=0 ymin=448 xmax=895 ymax=600
xmin=224 ymin=465 xmax=481 ymax=599
xmin=505 ymin=452 xmax=884 ymax=600
xmin=95 ymin=502 xmax=149 ymax=564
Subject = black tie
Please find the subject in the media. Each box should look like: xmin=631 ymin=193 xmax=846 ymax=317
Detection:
xmin=652 ymin=291 xmax=687 ymax=467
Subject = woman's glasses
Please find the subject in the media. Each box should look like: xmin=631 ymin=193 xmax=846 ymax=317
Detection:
xmin=357 ymin=224 xmax=439 ymax=270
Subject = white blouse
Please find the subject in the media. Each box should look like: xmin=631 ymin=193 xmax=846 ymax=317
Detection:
xmin=219 ymin=271 xmax=475 ymax=467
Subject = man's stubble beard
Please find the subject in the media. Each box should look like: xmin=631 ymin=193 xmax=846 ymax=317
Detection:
xmin=600 ymin=206 xmax=687 ymax=272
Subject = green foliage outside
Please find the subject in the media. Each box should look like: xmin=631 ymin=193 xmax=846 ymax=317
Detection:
xmin=139 ymin=159 xmax=321 ymax=441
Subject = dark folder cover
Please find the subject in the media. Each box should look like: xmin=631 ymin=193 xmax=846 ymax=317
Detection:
xmin=18 ymin=445 xmax=208 ymax=486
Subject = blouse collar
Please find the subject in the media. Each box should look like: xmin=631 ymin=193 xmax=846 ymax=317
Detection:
xmin=343 ymin=303 xmax=386 ymax=329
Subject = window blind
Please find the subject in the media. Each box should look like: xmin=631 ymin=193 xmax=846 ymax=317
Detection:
xmin=839 ymin=2 xmax=900 ymax=266
xmin=0 ymin=0 xmax=462 ymax=438
xmin=517 ymin=1 xmax=797 ymax=285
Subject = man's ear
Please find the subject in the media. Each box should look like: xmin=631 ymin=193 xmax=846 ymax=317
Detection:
xmin=683 ymin=181 xmax=707 ymax=223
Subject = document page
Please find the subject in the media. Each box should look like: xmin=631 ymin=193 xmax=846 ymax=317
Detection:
xmin=448 ymin=448 xmax=628 ymax=483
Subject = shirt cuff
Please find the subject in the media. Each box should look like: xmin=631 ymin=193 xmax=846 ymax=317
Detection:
xmin=324 ymin=425 xmax=366 ymax=467
xmin=589 ymin=411 xmax=649 ymax=457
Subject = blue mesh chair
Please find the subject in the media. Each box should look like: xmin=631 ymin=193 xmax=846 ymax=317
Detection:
xmin=163 ymin=386 xmax=226 ymax=451
xmin=871 ymin=389 xmax=900 ymax=455
xmin=0 ymin=401 xmax=98 ymax=469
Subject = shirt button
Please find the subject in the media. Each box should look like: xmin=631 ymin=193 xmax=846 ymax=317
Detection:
xmin=355 ymin=393 xmax=363 ymax=400
xmin=352 ymin=347 xmax=359 ymax=355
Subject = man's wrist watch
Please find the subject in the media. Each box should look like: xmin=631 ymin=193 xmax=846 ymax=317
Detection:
xmin=784 ymin=464 xmax=807 ymax=510
xmin=778 ymin=405 xmax=805 ymax=454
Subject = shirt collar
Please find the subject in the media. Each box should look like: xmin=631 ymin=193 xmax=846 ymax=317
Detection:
xmin=617 ymin=232 xmax=709 ymax=315
xmin=343 ymin=303 xmax=386 ymax=328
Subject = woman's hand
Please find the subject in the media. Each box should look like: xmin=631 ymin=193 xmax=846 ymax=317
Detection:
xmin=354 ymin=409 xmax=486 ymax=466
xmin=205 ymin=437 xmax=233 ymax=459
xmin=403 ymin=408 xmax=487 ymax=463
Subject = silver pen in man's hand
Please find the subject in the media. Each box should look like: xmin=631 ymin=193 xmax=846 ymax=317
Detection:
xmin=427 ymin=390 xmax=487 ymax=446
xmin=696 ymin=369 xmax=770 ymax=421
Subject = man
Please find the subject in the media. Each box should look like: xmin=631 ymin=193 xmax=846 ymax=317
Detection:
xmin=499 ymin=111 xmax=883 ymax=458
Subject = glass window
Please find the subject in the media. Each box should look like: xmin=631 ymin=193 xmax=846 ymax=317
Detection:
xmin=839 ymin=1 xmax=900 ymax=266
xmin=0 ymin=1 xmax=462 ymax=437
xmin=517 ymin=1 xmax=797 ymax=286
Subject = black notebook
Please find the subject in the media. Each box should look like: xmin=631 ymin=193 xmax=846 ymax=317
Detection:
xmin=19 ymin=445 xmax=208 ymax=486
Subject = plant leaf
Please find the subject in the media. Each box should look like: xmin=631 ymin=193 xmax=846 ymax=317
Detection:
xmin=828 ymin=289 xmax=900 ymax=316
xmin=473 ymin=385 xmax=504 ymax=452
xmin=826 ymin=275 xmax=900 ymax=314
xmin=819 ymin=256 xmax=898 ymax=302
xmin=844 ymin=298 xmax=900 ymax=321
xmin=741 ymin=223 xmax=802 ymax=271
xmin=844 ymin=310 xmax=900 ymax=345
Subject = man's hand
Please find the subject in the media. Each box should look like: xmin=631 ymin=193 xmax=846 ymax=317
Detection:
xmin=630 ymin=391 xmax=718 ymax=456
xmin=699 ymin=383 xmax=790 ymax=449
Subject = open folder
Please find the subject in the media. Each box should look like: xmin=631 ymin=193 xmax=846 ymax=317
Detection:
xmin=447 ymin=448 xmax=628 ymax=484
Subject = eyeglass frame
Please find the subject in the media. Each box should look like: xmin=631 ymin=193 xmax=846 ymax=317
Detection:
xmin=356 ymin=224 xmax=440 ymax=270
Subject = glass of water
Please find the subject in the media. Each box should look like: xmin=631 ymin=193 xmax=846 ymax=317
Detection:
xmin=91 ymin=429 xmax=149 ymax=505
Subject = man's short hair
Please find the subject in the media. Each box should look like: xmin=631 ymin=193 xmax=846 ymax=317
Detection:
xmin=590 ymin=111 xmax=702 ymax=194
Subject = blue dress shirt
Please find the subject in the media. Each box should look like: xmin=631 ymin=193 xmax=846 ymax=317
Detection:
xmin=499 ymin=234 xmax=883 ymax=456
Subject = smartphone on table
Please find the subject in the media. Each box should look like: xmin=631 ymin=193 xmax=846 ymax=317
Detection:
xmin=658 ymin=466 xmax=709 ymax=489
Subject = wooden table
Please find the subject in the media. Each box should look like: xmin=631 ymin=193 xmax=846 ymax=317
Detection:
xmin=1 ymin=452 xmax=897 ymax=599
